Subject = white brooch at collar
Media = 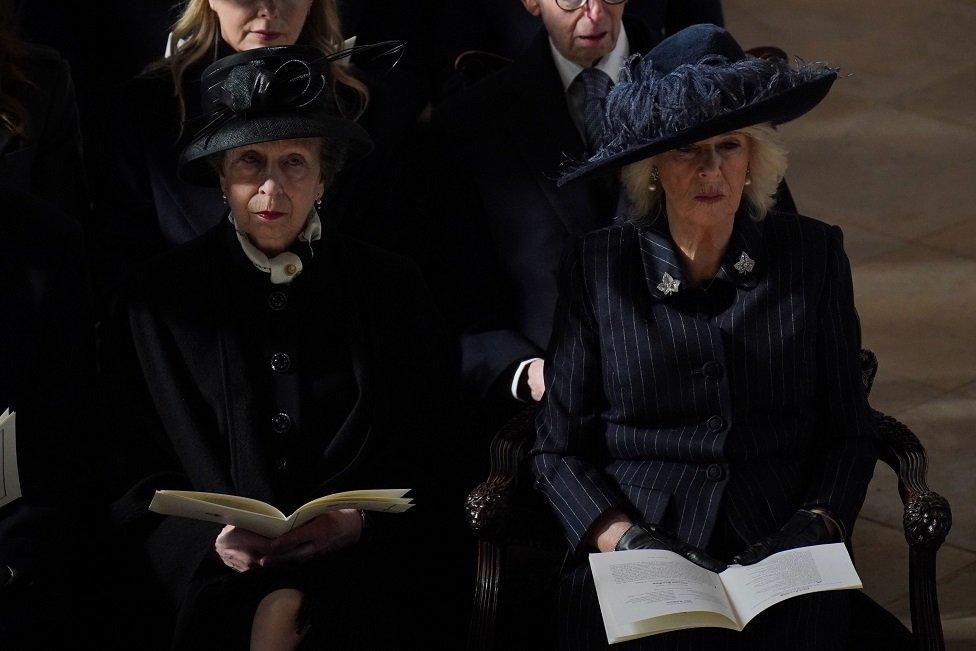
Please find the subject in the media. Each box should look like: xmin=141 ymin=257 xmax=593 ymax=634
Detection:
xmin=657 ymin=272 xmax=680 ymax=295
xmin=734 ymin=251 xmax=756 ymax=274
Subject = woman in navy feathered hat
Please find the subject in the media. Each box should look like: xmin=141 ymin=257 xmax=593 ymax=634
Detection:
xmin=532 ymin=24 xmax=880 ymax=648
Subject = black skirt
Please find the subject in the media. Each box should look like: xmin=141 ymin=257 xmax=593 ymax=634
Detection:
xmin=172 ymin=543 xmax=422 ymax=650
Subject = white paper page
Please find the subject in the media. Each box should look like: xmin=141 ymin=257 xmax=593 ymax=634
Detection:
xmin=150 ymin=491 xmax=294 ymax=537
xmin=589 ymin=549 xmax=738 ymax=643
xmin=719 ymin=543 xmax=862 ymax=628
xmin=289 ymin=499 xmax=413 ymax=530
xmin=0 ymin=410 xmax=21 ymax=509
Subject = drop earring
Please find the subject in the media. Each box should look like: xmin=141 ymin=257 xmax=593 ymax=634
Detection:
xmin=744 ymin=167 xmax=752 ymax=186
xmin=648 ymin=166 xmax=660 ymax=192
xmin=221 ymin=193 xmax=227 ymax=204
xmin=315 ymin=198 xmax=323 ymax=210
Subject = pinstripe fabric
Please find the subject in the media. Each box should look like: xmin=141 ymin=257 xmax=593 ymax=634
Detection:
xmin=531 ymin=210 xmax=878 ymax=556
xmin=531 ymin=210 xmax=874 ymax=648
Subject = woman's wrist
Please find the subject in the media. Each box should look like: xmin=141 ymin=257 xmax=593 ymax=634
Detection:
xmin=587 ymin=509 xmax=634 ymax=553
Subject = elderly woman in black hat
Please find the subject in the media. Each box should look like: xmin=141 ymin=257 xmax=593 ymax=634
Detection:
xmin=531 ymin=25 xmax=877 ymax=649
xmin=90 ymin=0 xmax=367 ymax=291
xmin=99 ymin=45 xmax=456 ymax=650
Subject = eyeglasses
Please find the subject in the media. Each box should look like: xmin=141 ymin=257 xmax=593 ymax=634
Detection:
xmin=555 ymin=0 xmax=627 ymax=11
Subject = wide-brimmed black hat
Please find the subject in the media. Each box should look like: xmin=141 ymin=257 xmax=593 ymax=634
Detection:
xmin=179 ymin=43 xmax=399 ymax=186
xmin=558 ymin=24 xmax=837 ymax=186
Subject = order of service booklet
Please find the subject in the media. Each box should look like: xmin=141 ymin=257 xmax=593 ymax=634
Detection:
xmin=0 ymin=409 xmax=20 ymax=510
xmin=149 ymin=488 xmax=413 ymax=538
xmin=589 ymin=542 xmax=862 ymax=644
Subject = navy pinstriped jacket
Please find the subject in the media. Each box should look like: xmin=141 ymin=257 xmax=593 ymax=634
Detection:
xmin=531 ymin=209 xmax=878 ymax=556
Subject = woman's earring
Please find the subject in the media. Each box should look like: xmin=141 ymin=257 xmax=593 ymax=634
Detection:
xmin=648 ymin=166 xmax=660 ymax=192
xmin=315 ymin=198 xmax=323 ymax=210
xmin=744 ymin=168 xmax=752 ymax=186
xmin=221 ymin=193 xmax=228 ymax=204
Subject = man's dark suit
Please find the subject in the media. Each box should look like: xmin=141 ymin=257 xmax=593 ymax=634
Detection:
xmin=429 ymin=20 xmax=659 ymax=402
xmin=531 ymin=210 xmax=877 ymax=648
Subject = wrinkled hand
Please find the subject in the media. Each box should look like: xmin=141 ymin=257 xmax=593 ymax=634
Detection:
xmin=733 ymin=509 xmax=839 ymax=566
xmin=527 ymin=359 xmax=546 ymax=402
xmin=215 ymin=525 xmax=275 ymax=572
xmin=260 ymin=509 xmax=363 ymax=567
xmin=616 ymin=523 xmax=727 ymax=573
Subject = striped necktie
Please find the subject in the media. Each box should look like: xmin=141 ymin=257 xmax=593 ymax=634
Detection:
xmin=572 ymin=67 xmax=614 ymax=153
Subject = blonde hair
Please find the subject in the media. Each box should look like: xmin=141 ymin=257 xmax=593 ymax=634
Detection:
xmin=147 ymin=0 xmax=368 ymax=122
xmin=620 ymin=123 xmax=789 ymax=221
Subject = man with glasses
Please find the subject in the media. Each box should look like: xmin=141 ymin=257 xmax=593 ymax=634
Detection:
xmin=428 ymin=1 xmax=722 ymax=418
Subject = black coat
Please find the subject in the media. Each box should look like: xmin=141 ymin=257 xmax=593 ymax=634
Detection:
xmin=0 ymin=190 xmax=107 ymax=647
xmin=98 ymin=221 xmax=459 ymax=630
xmin=427 ymin=21 xmax=658 ymax=401
xmin=0 ymin=43 xmax=88 ymax=220
xmin=531 ymin=211 xmax=878 ymax=557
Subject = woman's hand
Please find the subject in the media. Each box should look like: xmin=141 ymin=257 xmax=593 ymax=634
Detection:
xmin=732 ymin=509 xmax=840 ymax=566
xmin=616 ymin=523 xmax=728 ymax=573
xmin=215 ymin=525 xmax=275 ymax=572
xmin=259 ymin=509 xmax=364 ymax=567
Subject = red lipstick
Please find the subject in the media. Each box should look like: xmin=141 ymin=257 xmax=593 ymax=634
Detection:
xmin=255 ymin=211 xmax=285 ymax=221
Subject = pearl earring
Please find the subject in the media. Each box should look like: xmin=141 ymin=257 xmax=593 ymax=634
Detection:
xmin=648 ymin=166 xmax=661 ymax=192
xmin=315 ymin=198 xmax=323 ymax=210
xmin=221 ymin=193 xmax=227 ymax=204
xmin=744 ymin=168 xmax=752 ymax=186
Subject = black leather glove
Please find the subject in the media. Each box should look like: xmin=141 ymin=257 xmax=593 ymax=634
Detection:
xmin=733 ymin=509 xmax=841 ymax=566
xmin=615 ymin=523 xmax=727 ymax=573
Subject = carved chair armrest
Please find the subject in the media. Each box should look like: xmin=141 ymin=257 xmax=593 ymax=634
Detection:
xmin=872 ymin=410 xmax=952 ymax=550
xmin=465 ymin=406 xmax=565 ymax=549
xmin=860 ymin=349 xmax=952 ymax=549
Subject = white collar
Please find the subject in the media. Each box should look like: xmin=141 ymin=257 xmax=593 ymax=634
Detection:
xmin=229 ymin=210 xmax=323 ymax=284
xmin=549 ymin=25 xmax=630 ymax=92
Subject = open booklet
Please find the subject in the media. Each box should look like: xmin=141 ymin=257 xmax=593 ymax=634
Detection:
xmin=589 ymin=542 xmax=862 ymax=644
xmin=1 ymin=409 xmax=20 ymax=510
xmin=149 ymin=488 xmax=413 ymax=538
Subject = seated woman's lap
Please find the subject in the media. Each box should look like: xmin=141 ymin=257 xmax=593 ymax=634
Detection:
xmin=172 ymin=544 xmax=421 ymax=650
xmin=555 ymin=561 xmax=851 ymax=651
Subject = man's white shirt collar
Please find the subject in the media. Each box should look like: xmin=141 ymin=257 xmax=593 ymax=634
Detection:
xmin=549 ymin=26 xmax=630 ymax=91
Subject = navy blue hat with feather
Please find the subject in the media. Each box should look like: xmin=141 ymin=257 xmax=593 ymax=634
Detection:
xmin=558 ymin=24 xmax=837 ymax=186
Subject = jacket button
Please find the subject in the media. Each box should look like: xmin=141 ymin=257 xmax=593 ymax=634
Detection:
xmin=276 ymin=458 xmax=289 ymax=472
xmin=268 ymin=291 xmax=287 ymax=311
xmin=707 ymin=415 xmax=726 ymax=432
xmin=706 ymin=464 xmax=725 ymax=481
xmin=271 ymin=412 xmax=292 ymax=434
xmin=270 ymin=352 xmax=291 ymax=373
xmin=702 ymin=361 xmax=724 ymax=380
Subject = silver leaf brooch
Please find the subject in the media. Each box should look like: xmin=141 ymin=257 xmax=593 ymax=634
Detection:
xmin=657 ymin=272 xmax=680 ymax=295
xmin=734 ymin=252 xmax=755 ymax=274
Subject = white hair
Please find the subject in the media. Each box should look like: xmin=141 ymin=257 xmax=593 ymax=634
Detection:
xmin=620 ymin=123 xmax=789 ymax=221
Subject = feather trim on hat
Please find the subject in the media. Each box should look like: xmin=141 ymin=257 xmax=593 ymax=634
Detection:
xmin=563 ymin=55 xmax=838 ymax=173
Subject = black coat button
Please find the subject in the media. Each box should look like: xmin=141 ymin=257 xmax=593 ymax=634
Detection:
xmin=702 ymin=361 xmax=724 ymax=380
xmin=707 ymin=415 xmax=726 ymax=432
xmin=270 ymin=352 xmax=291 ymax=373
xmin=271 ymin=412 xmax=292 ymax=434
xmin=276 ymin=458 xmax=289 ymax=472
xmin=268 ymin=291 xmax=287 ymax=311
xmin=706 ymin=464 xmax=725 ymax=481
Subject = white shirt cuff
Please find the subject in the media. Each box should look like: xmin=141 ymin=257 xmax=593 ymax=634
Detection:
xmin=511 ymin=357 xmax=544 ymax=401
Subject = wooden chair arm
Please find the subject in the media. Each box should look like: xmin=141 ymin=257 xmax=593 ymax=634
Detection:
xmin=465 ymin=406 xmax=564 ymax=549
